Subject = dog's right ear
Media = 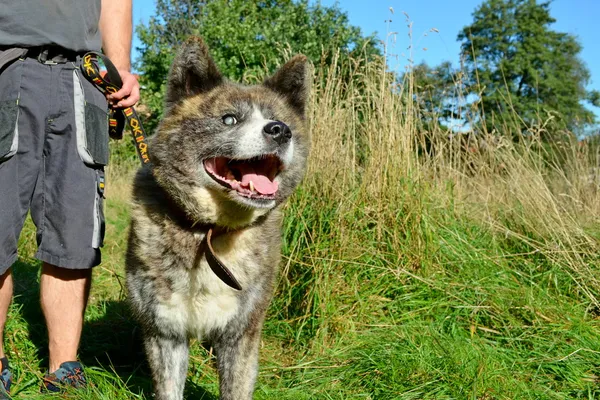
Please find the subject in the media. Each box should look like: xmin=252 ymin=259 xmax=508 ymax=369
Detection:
xmin=165 ymin=37 xmax=223 ymax=110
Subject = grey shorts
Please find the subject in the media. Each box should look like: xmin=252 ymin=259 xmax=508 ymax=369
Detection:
xmin=0 ymin=55 xmax=109 ymax=273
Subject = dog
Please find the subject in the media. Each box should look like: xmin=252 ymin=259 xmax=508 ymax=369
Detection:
xmin=125 ymin=37 xmax=310 ymax=400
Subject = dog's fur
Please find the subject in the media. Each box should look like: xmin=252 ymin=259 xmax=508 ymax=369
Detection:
xmin=125 ymin=37 xmax=310 ymax=400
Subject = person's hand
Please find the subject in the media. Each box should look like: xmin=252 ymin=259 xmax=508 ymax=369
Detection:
xmin=107 ymin=70 xmax=140 ymax=108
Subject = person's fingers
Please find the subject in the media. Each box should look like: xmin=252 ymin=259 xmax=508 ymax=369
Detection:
xmin=108 ymin=76 xmax=135 ymax=101
xmin=105 ymin=73 xmax=141 ymax=108
xmin=117 ymin=83 xmax=140 ymax=108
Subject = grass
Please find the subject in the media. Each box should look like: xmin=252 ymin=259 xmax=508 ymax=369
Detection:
xmin=4 ymin=48 xmax=600 ymax=399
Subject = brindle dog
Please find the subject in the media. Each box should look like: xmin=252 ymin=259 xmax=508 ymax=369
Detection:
xmin=125 ymin=37 xmax=310 ymax=400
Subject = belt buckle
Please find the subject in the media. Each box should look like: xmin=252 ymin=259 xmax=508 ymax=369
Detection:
xmin=37 ymin=48 xmax=57 ymax=65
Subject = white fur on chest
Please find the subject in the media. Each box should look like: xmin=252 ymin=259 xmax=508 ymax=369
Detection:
xmin=154 ymin=231 xmax=257 ymax=339
xmin=155 ymin=269 xmax=239 ymax=339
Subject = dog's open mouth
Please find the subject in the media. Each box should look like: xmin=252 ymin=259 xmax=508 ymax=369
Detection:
xmin=204 ymin=155 xmax=282 ymax=199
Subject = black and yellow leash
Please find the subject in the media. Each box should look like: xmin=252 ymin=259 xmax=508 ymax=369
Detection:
xmin=79 ymin=52 xmax=151 ymax=166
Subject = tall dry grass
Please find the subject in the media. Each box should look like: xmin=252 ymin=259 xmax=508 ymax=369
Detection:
xmin=278 ymin=45 xmax=600 ymax=346
xmin=108 ymin=42 xmax=600 ymax=344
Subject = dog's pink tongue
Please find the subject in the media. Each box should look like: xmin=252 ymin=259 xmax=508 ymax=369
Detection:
xmin=241 ymin=173 xmax=278 ymax=195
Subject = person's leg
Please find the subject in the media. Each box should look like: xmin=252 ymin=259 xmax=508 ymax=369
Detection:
xmin=0 ymin=57 xmax=47 ymax=382
xmin=0 ymin=271 xmax=14 ymax=397
xmin=40 ymin=263 xmax=91 ymax=372
xmin=32 ymin=61 xmax=106 ymax=376
xmin=0 ymin=271 xmax=13 ymax=359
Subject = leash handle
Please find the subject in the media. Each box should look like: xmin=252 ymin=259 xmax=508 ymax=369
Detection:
xmin=80 ymin=52 xmax=151 ymax=166
xmin=81 ymin=51 xmax=123 ymax=90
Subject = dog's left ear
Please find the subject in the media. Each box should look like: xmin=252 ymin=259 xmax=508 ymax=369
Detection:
xmin=263 ymin=55 xmax=310 ymax=116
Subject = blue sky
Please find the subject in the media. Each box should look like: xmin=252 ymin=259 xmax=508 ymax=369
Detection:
xmin=132 ymin=0 xmax=599 ymax=116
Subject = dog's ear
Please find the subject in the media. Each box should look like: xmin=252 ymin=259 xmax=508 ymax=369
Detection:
xmin=263 ymin=55 xmax=310 ymax=116
xmin=165 ymin=37 xmax=223 ymax=110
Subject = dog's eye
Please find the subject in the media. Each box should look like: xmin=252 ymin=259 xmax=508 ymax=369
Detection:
xmin=222 ymin=114 xmax=238 ymax=126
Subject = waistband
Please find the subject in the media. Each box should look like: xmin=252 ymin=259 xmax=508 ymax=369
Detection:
xmin=0 ymin=45 xmax=84 ymax=64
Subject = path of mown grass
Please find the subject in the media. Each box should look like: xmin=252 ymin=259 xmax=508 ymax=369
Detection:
xmin=3 ymin=168 xmax=599 ymax=399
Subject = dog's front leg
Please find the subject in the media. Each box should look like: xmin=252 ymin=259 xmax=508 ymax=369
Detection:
xmin=214 ymin=324 xmax=263 ymax=400
xmin=144 ymin=333 xmax=189 ymax=400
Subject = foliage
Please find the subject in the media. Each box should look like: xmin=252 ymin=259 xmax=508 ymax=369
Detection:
xmin=8 ymin=48 xmax=600 ymax=399
xmin=6 ymin=38 xmax=600 ymax=399
xmin=457 ymin=0 xmax=598 ymax=136
xmin=410 ymin=61 xmax=477 ymax=132
xmin=135 ymin=0 xmax=380 ymax=131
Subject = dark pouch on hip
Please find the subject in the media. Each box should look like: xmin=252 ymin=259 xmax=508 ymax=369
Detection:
xmin=73 ymin=68 xmax=110 ymax=166
xmin=0 ymin=48 xmax=26 ymax=162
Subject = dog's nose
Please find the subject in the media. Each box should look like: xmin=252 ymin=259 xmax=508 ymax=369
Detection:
xmin=263 ymin=121 xmax=292 ymax=145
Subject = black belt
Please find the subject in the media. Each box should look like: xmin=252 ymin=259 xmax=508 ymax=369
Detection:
xmin=0 ymin=45 xmax=83 ymax=64
xmin=28 ymin=46 xmax=82 ymax=63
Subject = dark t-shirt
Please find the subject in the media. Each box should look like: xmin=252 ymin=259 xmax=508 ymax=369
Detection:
xmin=0 ymin=0 xmax=102 ymax=52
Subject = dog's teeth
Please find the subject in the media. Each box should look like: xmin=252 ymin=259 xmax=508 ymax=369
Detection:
xmin=249 ymin=180 xmax=255 ymax=192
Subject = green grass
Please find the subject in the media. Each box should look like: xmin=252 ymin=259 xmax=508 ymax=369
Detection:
xmin=4 ymin=164 xmax=599 ymax=399
xmin=4 ymin=51 xmax=600 ymax=398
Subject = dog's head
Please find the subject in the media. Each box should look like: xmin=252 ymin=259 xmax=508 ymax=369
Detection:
xmin=150 ymin=37 xmax=310 ymax=229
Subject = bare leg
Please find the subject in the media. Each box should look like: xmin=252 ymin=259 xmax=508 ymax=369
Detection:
xmin=40 ymin=263 xmax=91 ymax=372
xmin=0 ymin=270 xmax=13 ymax=359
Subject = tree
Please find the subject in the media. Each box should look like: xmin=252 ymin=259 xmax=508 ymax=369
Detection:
xmin=457 ymin=0 xmax=598 ymax=136
xmin=135 ymin=0 xmax=381 ymax=130
xmin=410 ymin=61 xmax=478 ymax=131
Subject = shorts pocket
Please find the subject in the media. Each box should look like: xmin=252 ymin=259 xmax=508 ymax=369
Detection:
xmin=73 ymin=69 xmax=109 ymax=166
xmin=0 ymin=100 xmax=19 ymax=161
xmin=92 ymin=169 xmax=106 ymax=248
